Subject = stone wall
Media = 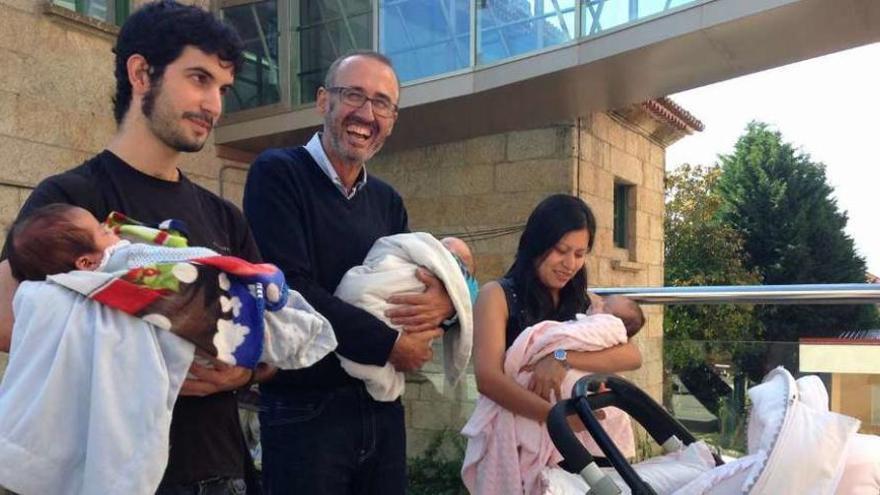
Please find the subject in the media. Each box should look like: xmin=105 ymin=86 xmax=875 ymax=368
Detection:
xmin=577 ymin=112 xmax=666 ymax=402
xmin=0 ymin=0 xmax=244 ymax=212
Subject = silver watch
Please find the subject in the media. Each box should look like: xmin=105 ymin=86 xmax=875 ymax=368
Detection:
xmin=553 ymin=348 xmax=570 ymax=369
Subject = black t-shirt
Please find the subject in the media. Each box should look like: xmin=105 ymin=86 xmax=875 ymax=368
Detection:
xmin=4 ymin=150 xmax=261 ymax=484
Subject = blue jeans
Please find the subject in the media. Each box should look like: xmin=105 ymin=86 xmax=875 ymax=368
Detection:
xmin=154 ymin=477 xmax=246 ymax=495
xmin=259 ymin=384 xmax=406 ymax=495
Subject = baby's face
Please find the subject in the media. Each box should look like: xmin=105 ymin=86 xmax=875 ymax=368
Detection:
xmin=600 ymin=298 xmax=631 ymax=323
xmin=70 ymin=207 xmax=121 ymax=253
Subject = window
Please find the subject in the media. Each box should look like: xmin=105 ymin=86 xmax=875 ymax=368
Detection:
xmin=52 ymin=0 xmax=129 ymax=26
xmin=379 ymin=0 xmax=471 ymax=83
xmin=613 ymin=182 xmax=632 ymax=249
xmin=221 ymin=0 xmax=281 ymax=112
xmin=477 ymin=0 xmax=577 ymax=65
xmin=582 ymin=0 xmax=696 ymax=36
xmin=296 ymin=0 xmax=373 ymax=104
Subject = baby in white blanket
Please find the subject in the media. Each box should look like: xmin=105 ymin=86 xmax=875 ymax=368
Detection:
xmin=334 ymin=232 xmax=476 ymax=401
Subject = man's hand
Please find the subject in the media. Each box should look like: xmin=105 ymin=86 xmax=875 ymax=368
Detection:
xmin=387 ymin=328 xmax=443 ymax=372
xmin=179 ymin=361 xmax=253 ymax=397
xmin=253 ymin=362 xmax=278 ymax=384
xmin=386 ymin=268 xmax=455 ymax=332
xmin=522 ymin=354 xmax=566 ymax=402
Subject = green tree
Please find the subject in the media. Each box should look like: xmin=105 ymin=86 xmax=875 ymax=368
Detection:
xmin=664 ymin=164 xmax=763 ymax=348
xmin=664 ymin=164 xmax=765 ymax=416
xmin=717 ymin=122 xmax=878 ymax=342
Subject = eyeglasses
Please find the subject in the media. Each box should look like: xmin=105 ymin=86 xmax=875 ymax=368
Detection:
xmin=327 ymin=86 xmax=398 ymax=118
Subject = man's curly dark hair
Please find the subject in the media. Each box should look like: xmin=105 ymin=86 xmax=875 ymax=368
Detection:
xmin=112 ymin=0 xmax=244 ymax=124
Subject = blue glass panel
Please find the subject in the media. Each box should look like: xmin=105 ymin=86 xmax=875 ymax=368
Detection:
xmin=379 ymin=0 xmax=471 ymax=82
xmin=582 ymin=0 xmax=698 ymax=37
xmin=477 ymin=0 xmax=577 ymax=65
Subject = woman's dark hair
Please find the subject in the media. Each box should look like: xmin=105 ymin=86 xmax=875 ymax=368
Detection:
xmin=505 ymin=194 xmax=597 ymax=326
xmin=7 ymin=204 xmax=97 ymax=281
xmin=112 ymin=0 xmax=244 ymax=124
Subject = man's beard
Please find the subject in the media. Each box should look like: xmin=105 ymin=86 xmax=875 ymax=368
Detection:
xmin=324 ymin=100 xmax=384 ymax=164
xmin=142 ymin=80 xmax=209 ymax=153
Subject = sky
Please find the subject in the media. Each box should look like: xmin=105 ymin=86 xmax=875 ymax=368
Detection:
xmin=666 ymin=42 xmax=880 ymax=276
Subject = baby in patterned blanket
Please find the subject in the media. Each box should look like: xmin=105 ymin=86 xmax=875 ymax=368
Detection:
xmin=7 ymin=203 xmax=337 ymax=370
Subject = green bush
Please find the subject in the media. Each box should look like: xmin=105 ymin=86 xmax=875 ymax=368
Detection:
xmin=407 ymin=430 xmax=468 ymax=495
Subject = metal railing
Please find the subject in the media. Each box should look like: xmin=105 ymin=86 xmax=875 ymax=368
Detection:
xmin=593 ymin=283 xmax=880 ymax=305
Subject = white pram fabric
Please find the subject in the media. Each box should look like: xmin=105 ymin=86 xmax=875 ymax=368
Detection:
xmin=0 ymin=270 xmax=336 ymax=494
xmin=836 ymin=432 xmax=880 ymax=495
xmin=545 ymin=441 xmax=718 ymax=495
xmin=546 ymin=367 xmax=878 ymax=495
xmin=334 ymin=232 xmax=473 ymax=401
xmin=676 ymin=367 xmax=862 ymax=495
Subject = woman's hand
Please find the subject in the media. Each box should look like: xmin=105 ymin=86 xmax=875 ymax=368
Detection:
xmin=523 ymin=354 xmax=567 ymax=402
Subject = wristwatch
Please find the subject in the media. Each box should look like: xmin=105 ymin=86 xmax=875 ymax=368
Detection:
xmin=553 ymin=349 xmax=570 ymax=369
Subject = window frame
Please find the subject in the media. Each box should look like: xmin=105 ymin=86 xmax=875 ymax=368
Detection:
xmin=215 ymin=0 xmax=291 ymax=124
xmin=52 ymin=0 xmax=129 ymax=26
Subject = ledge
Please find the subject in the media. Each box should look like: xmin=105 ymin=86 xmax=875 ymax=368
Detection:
xmin=43 ymin=2 xmax=119 ymax=38
xmin=611 ymin=259 xmax=645 ymax=273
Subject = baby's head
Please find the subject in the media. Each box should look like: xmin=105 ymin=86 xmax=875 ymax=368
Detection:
xmin=441 ymin=236 xmax=479 ymax=304
xmin=8 ymin=203 xmax=121 ymax=281
xmin=600 ymin=295 xmax=645 ymax=338
xmin=441 ymin=236 xmax=475 ymax=276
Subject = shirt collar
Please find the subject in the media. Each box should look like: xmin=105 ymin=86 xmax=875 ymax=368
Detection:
xmin=305 ymin=133 xmax=368 ymax=200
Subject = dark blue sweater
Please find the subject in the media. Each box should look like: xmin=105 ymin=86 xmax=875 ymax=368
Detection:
xmin=244 ymin=146 xmax=408 ymax=390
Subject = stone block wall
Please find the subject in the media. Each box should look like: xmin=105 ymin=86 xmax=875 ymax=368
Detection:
xmin=576 ymin=112 xmax=666 ymax=402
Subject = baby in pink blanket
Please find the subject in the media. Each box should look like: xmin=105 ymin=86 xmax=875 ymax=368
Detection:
xmin=462 ymin=302 xmax=646 ymax=495
xmin=589 ymin=295 xmax=645 ymax=338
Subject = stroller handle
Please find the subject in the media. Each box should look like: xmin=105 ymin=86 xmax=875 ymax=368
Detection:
xmin=548 ymin=373 xmax=725 ymax=495
xmin=547 ymin=398 xmax=623 ymax=495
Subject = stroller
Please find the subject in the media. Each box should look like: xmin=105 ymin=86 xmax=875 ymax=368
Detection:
xmin=547 ymin=373 xmax=721 ymax=495
xmin=547 ymin=368 xmax=880 ymax=494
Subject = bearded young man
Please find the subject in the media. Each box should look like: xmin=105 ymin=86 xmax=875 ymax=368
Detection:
xmin=243 ymin=51 xmax=455 ymax=494
xmin=0 ymin=2 xmax=261 ymax=493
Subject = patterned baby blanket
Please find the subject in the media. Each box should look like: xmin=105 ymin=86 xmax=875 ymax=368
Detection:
xmin=54 ymin=212 xmax=294 ymax=368
xmin=50 ymin=251 xmax=288 ymax=368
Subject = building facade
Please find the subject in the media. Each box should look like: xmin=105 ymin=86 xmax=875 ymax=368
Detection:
xmin=6 ymin=2 xmax=880 ymax=484
xmin=0 ymin=0 xmax=703 ymax=457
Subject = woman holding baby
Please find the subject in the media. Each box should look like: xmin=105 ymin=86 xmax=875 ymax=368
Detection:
xmin=462 ymin=194 xmax=642 ymax=494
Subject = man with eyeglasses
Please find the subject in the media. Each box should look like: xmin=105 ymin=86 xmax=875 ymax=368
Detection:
xmin=243 ymin=51 xmax=455 ymax=494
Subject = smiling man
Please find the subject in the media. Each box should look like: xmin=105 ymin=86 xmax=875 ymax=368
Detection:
xmin=244 ymin=51 xmax=455 ymax=494
xmin=0 ymin=2 xmax=261 ymax=493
